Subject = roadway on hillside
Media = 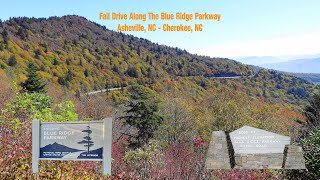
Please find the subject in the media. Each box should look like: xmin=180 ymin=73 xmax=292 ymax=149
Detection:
xmin=84 ymin=74 xmax=256 ymax=96
xmin=84 ymin=87 xmax=122 ymax=96
xmin=62 ymin=151 xmax=86 ymax=159
xmin=210 ymin=75 xmax=255 ymax=79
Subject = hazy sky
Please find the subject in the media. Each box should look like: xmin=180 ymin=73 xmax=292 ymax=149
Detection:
xmin=1 ymin=0 xmax=320 ymax=58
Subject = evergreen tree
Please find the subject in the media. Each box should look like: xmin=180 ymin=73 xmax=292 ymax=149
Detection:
xmin=16 ymin=27 xmax=28 ymax=40
xmin=58 ymin=77 xmax=68 ymax=87
xmin=21 ymin=62 xmax=46 ymax=93
xmin=84 ymin=69 xmax=89 ymax=77
xmin=304 ymin=93 xmax=320 ymax=130
xmin=66 ymin=58 xmax=71 ymax=65
xmin=78 ymin=126 xmax=94 ymax=153
xmin=122 ymin=84 xmax=163 ymax=148
xmin=53 ymin=58 xmax=59 ymax=65
xmin=66 ymin=69 xmax=73 ymax=81
xmin=7 ymin=55 xmax=17 ymax=66
xmin=34 ymin=49 xmax=41 ymax=59
xmin=2 ymin=28 xmax=9 ymax=44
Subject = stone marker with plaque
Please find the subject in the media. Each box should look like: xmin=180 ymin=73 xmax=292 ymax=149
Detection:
xmin=230 ymin=126 xmax=291 ymax=169
xmin=205 ymin=126 xmax=306 ymax=169
xmin=32 ymin=118 xmax=112 ymax=175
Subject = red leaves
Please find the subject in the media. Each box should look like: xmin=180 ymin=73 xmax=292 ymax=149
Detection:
xmin=215 ymin=169 xmax=282 ymax=180
xmin=193 ymin=137 xmax=205 ymax=148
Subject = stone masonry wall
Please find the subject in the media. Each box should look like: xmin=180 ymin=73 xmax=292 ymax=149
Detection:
xmin=283 ymin=145 xmax=306 ymax=169
xmin=234 ymin=153 xmax=284 ymax=169
xmin=205 ymin=131 xmax=231 ymax=169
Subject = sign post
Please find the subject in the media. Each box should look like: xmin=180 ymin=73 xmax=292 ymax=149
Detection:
xmin=103 ymin=118 xmax=112 ymax=175
xmin=32 ymin=120 xmax=40 ymax=173
xmin=32 ymin=118 xmax=112 ymax=175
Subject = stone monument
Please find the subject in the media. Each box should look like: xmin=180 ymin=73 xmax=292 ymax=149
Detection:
xmin=205 ymin=131 xmax=231 ymax=169
xmin=205 ymin=126 xmax=306 ymax=169
xmin=230 ymin=126 xmax=290 ymax=169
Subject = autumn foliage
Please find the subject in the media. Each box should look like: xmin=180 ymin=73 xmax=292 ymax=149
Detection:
xmin=0 ymin=16 xmax=318 ymax=179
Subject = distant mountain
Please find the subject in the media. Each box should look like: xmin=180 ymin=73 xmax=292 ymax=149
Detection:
xmin=262 ymin=58 xmax=320 ymax=73
xmin=236 ymin=56 xmax=289 ymax=66
xmin=237 ymin=54 xmax=320 ymax=66
xmin=40 ymin=142 xmax=81 ymax=158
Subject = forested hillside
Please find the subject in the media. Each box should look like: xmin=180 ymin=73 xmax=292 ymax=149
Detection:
xmin=0 ymin=15 xmax=318 ymax=105
xmin=0 ymin=16 xmax=252 ymax=91
xmin=288 ymin=72 xmax=320 ymax=84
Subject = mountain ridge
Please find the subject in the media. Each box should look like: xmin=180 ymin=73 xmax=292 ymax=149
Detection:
xmin=0 ymin=15 xmax=318 ymax=105
xmin=237 ymin=55 xmax=320 ymax=73
xmin=262 ymin=57 xmax=320 ymax=73
xmin=0 ymin=15 xmax=254 ymax=89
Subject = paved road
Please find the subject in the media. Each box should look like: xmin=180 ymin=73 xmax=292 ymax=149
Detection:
xmin=62 ymin=151 xmax=86 ymax=159
xmin=210 ymin=75 xmax=255 ymax=79
xmin=84 ymin=87 xmax=122 ymax=96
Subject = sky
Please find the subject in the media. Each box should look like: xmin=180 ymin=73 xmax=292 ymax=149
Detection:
xmin=1 ymin=0 xmax=320 ymax=60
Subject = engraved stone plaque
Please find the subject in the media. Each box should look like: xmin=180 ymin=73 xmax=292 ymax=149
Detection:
xmin=230 ymin=126 xmax=291 ymax=154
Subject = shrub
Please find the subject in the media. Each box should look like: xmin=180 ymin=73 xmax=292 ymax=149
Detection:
xmin=34 ymin=101 xmax=78 ymax=122
xmin=156 ymin=97 xmax=198 ymax=145
xmin=304 ymin=93 xmax=320 ymax=130
xmin=293 ymin=129 xmax=320 ymax=179
xmin=124 ymin=141 xmax=164 ymax=179
xmin=1 ymin=93 xmax=52 ymax=124
xmin=1 ymin=93 xmax=78 ymax=130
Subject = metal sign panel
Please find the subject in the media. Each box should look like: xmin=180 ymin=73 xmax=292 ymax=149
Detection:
xmin=40 ymin=121 xmax=103 ymax=160
xmin=32 ymin=118 xmax=112 ymax=175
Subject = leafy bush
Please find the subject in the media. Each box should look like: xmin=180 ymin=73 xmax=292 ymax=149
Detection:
xmin=124 ymin=141 xmax=164 ymax=179
xmin=1 ymin=93 xmax=77 ymax=123
xmin=120 ymin=141 xmax=209 ymax=179
xmin=304 ymin=93 xmax=320 ymax=130
xmin=0 ymin=77 xmax=14 ymax=108
xmin=285 ymin=128 xmax=320 ymax=179
xmin=156 ymin=97 xmax=198 ymax=145
xmin=300 ymin=129 xmax=320 ymax=179
xmin=214 ymin=169 xmax=283 ymax=179
xmin=34 ymin=101 xmax=78 ymax=122
xmin=1 ymin=93 xmax=52 ymax=124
